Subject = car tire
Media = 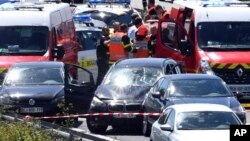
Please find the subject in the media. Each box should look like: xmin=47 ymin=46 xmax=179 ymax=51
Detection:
xmin=86 ymin=117 xmax=108 ymax=134
xmin=142 ymin=115 xmax=151 ymax=137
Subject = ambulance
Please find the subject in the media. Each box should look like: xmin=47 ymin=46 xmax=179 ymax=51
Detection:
xmin=0 ymin=0 xmax=78 ymax=83
xmin=154 ymin=0 xmax=250 ymax=107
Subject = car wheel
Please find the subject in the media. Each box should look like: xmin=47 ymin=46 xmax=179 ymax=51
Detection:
xmin=86 ymin=117 xmax=108 ymax=134
xmin=142 ymin=115 xmax=151 ymax=137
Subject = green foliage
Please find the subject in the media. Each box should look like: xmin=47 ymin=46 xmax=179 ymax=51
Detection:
xmin=0 ymin=121 xmax=65 ymax=141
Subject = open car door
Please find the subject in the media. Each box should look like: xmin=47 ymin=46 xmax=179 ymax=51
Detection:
xmin=64 ymin=63 xmax=95 ymax=114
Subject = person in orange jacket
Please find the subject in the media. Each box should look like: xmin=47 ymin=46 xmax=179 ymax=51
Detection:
xmin=133 ymin=21 xmax=150 ymax=58
xmin=108 ymin=23 xmax=135 ymax=65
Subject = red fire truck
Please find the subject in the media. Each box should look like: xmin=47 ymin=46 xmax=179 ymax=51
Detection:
xmin=154 ymin=0 xmax=250 ymax=108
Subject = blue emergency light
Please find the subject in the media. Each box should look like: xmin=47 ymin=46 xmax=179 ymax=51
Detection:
xmin=0 ymin=0 xmax=16 ymax=4
xmin=88 ymin=0 xmax=130 ymax=4
xmin=73 ymin=14 xmax=92 ymax=22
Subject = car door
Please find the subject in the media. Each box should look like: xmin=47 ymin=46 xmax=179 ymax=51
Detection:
xmin=153 ymin=108 xmax=173 ymax=141
xmin=64 ymin=63 xmax=95 ymax=114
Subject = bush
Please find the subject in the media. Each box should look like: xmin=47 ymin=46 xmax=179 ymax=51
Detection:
xmin=0 ymin=121 xmax=65 ymax=141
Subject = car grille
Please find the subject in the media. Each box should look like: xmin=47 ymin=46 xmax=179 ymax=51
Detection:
xmin=108 ymin=103 xmax=142 ymax=112
xmin=108 ymin=104 xmax=124 ymax=112
xmin=126 ymin=104 xmax=141 ymax=112
xmin=17 ymin=99 xmax=51 ymax=105
xmin=213 ymin=69 xmax=250 ymax=84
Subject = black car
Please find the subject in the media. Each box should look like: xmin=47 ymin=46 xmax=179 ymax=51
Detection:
xmin=0 ymin=61 xmax=95 ymax=116
xmin=142 ymin=74 xmax=246 ymax=136
xmin=86 ymin=58 xmax=183 ymax=134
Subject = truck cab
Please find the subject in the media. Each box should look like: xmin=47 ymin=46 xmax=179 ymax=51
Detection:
xmin=154 ymin=0 xmax=250 ymax=107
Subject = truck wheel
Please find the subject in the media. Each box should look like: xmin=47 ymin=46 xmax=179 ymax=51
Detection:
xmin=142 ymin=115 xmax=151 ymax=137
xmin=86 ymin=117 xmax=108 ymax=134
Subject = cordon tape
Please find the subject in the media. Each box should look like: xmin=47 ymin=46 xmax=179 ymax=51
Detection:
xmin=23 ymin=112 xmax=162 ymax=122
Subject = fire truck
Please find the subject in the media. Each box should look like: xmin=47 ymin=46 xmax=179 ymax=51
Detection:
xmin=153 ymin=0 xmax=250 ymax=108
xmin=0 ymin=0 xmax=78 ymax=83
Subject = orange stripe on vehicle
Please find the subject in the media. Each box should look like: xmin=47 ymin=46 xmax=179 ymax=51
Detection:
xmin=217 ymin=63 xmax=226 ymax=69
xmin=242 ymin=64 xmax=250 ymax=69
xmin=228 ymin=64 xmax=238 ymax=69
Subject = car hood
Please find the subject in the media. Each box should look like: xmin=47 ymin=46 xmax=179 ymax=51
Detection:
xmin=2 ymin=85 xmax=64 ymax=100
xmin=173 ymin=130 xmax=229 ymax=141
xmin=95 ymin=85 xmax=151 ymax=100
xmin=168 ymin=97 xmax=240 ymax=109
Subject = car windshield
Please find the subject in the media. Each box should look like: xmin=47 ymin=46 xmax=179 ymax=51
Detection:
xmin=79 ymin=10 xmax=133 ymax=27
xmin=177 ymin=111 xmax=241 ymax=130
xmin=169 ymin=79 xmax=232 ymax=97
xmin=103 ymin=67 xmax=162 ymax=87
xmin=4 ymin=67 xmax=64 ymax=86
xmin=77 ymin=30 xmax=102 ymax=50
xmin=0 ymin=26 xmax=48 ymax=55
xmin=198 ymin=22 xmax=250 ymax=51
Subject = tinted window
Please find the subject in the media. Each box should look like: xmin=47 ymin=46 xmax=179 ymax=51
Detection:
xmin=0 ymin=26 xmax=48 ymax=54
xmin=158 ymin=108 xmax=172 ymax=125
xmin=177 ymin=111 xmax=241 ymax=130
xmin=168 ymin=79 xmax=231 ymax=97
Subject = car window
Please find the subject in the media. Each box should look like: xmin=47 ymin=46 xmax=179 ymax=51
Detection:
xmin=151 ymin=78 xmax=165 ymax=93
xmin=158 ymin=79 xmax=168 ymax=100
xmin=4 ymin=67 xmax=64 ymax=85
xmin=158 ymin=108 xmax=172 ymax=125
xmin=77 ymin=30 xmax=102 ymax=50
xmin=103 ymin=66 xmax=162 ymax=87
xmin=177 ymin=111 xmax=241 ymax=130
xmin=168 ymin=79 xmax=232 ymax=97
xmin=165 ymin=110 xmax=175 ymax=128
xmin=165 ymin=63 xmax=182 ymax=74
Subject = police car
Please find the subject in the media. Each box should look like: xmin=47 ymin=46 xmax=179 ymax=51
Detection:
xmin=73 ymin=15 xmax=104 ymax=81
xmin=73 ymin=0 xmax=141 ymax=29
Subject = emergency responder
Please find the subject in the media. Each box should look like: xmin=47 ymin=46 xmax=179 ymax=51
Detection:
xmin=144 ymin=6 xmax=157 ymax=22
xmin=108 ymin=23 xmax=135 ymax=65
xmin=148 ymin=24 xmax=157 ymax=56
xmin=96 ymin=26 xmax=110 ymax=87
xmin=133 ymin=17 xmax=150 ymax=58
xmin=113 ymin=21 xmax=120 ymax=34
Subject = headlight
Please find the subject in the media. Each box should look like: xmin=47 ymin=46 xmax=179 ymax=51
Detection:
xmin=0 ymin=94 xmax=14 ymax=105
xmin=200 ymin=59 xmax=214 ymax=75
xmin=90 ymin=96 xmax=107 ymax=111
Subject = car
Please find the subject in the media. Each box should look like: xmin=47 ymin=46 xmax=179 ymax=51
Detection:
xmin=150 ymin=103 xmax=242 ymax=141
xmin=86 ymin=58 xmax=184 ymax=134
xmin=73 ymin=0 xmax=141 ymax=29
xmin=73 ymin=14 xmax=104 ymax=79
xmin=143 ymin=74 xmax=246 ymax=136
xmin=0 ymin=61 xmax=95 ymax=117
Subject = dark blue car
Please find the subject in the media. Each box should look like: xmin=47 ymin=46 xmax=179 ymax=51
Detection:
xmin=142 ymin=74 xmax=246 ymax=136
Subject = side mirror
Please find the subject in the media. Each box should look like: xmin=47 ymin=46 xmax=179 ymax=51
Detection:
xmin=179 ymin=39 xmax=192 ymax=56
xmin=160 ymin=124 xmax=173 ymax=132
xmin=53 ymin=44 xmax=65 ymax=59
xmin=152 ymin=91 xmax=161 ymax=98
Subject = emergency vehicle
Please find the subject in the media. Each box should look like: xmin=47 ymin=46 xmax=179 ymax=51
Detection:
xmin=73 ymin=14 xmax=103 ymax=79
xmin=154 ymin=0 xmax=250 ymax=107
xmin=0 ymin=0 xmax=78 ymax=83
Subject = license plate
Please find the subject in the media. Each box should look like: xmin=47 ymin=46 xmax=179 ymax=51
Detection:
xmin=20 ymin=107 xmax=43 ymax=113
xmin=113 ymin=114 xmax=136 ymax=118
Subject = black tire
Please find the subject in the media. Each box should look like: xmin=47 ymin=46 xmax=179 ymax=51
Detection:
xmin=142 ymin=115 xmax=151 ymax=137
xmin=86 ymin=117 xmax=108 ymax=134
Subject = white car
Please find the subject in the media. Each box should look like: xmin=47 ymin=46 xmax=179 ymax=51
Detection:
xmin=150 ymin=103 xmax=242 ymax=141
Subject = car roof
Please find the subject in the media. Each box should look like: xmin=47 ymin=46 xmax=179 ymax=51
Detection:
xmin=163 ymin=73 xmax=221 ymax=80
xmin=115 ymin=58 xmax=176 ymax=68
xmin=167 ymin=103 xmax=233 ymax=113
xmin=13 ymin=61 xmax=64 ymax=68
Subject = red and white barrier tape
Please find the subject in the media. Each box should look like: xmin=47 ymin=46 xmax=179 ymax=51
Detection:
xmin=23 ymin=112 xmax=161 ymax=122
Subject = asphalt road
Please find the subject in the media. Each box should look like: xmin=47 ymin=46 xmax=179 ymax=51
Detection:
xmin=71 ymin=111 xmax=250 ymax=141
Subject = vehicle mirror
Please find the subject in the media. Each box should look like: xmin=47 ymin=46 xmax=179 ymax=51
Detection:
xmin=179 ymin=39 xmax=192 ymax=56
xmin=234 ymin=92 xmax=244 ymax=99
xmin=152 ymin=91 xmax=161 ymax=98
xmin=53 ymin=44 xmax=64 ymax=59
xmin=160 ymin=124 xmax=173 ymax=132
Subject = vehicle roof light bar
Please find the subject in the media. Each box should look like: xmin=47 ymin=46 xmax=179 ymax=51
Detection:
xmin=88 ymin=0 xmax=130 ymax=5
xmin=73 ymin=15 xmax=95 ymax=27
